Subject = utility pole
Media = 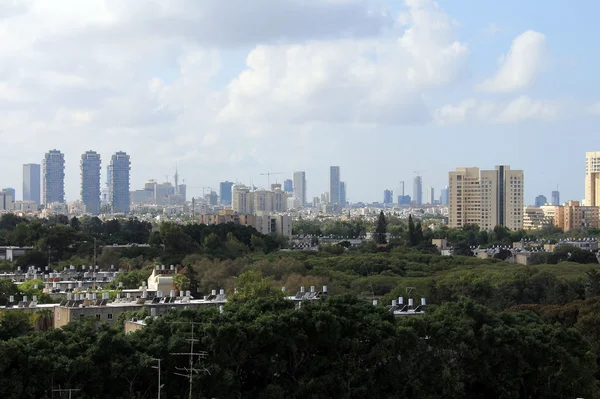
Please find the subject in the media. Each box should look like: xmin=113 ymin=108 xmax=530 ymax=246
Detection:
xmin=152 ymin=358 xmax=163 ymax=399
xmin=52 ymin=388 xmax=81 ymax=399
xmin=170 ymin=321 xmax=210 ymax=399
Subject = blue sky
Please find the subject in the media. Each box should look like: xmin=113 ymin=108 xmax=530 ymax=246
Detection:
xmin=0 ymin=0 xmax=598 ymax=204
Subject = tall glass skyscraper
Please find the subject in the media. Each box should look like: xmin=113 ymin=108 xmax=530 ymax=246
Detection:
xmin=293 ymin=171 xmax=306 ymax=207
xmin=43 ymin=150 xmax=65 ymax=206
xmin=413 ymin=175 xmax=423 ymax=206
xmin=339 ymin=181 xmax=347 ymax=207
xmin=219 ymin=181 xmax=234 ymax=205
xmin=283 ymin=179 xmax=293 ymax=193
xmin=23 ymin=164 xmax=41 ymax=205
xmin=110 ymin=151 xmax=130 ymax=213
xmin=81 ymin=151 xmax=101 ymax=215
xmin=329 ymin=166 xmax=340 ymax=205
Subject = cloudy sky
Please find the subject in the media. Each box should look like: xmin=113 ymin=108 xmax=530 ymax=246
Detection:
xmin=1 ymin=0 xmax=598 ymax=204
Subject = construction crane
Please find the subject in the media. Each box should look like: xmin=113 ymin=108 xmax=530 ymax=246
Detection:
xmin=260 ymin=171 xmax=283 ymax=187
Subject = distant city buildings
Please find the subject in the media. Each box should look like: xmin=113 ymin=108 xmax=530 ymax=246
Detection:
xmin=551 ymin=190 xmax=560 ymax=206
xmin=398 ymin=195 xmax=411 ymax=205
xmin=585 ymin=151 xmax=600 ymax=207
xmin=293 ymin=171 xmax=306 ymax=207
xmin=23 ymin=163 xmax=40 ymax=205
xmin=383 ymin=189 xmax=393 ymax=205
xmin=0 ymin=190 xmax=13 ymax=210
xmin=534 ymin=194 xmax=547 ymax=207
xmin=339 ymin=181 xmax=347 ymax=208
xmin=413 ymin=175 xmax=422 ymax=206
xmin=329 ymin=166 xmax=340 ymax=205
xmin=427 ymin=186 xmax=435 ymax=205
xmin=440 ymin=186 xmax=449 ymax=205
xmin=80 ymin=151 xmax=101 ymax=215
xmin=219 ymin=181 xmax=234 ymax=205
xmin=109 ymin=151 xmax=130 ymax=213
xmin=283 ymin=179 xmax=293 ymax=193
xmin=448 ymin=165 xmax=524 ymax=230
xmin=42 ymin=149 xmax=65 ymax=206
xmin=541 ymin=201 xmax=599 ymax=232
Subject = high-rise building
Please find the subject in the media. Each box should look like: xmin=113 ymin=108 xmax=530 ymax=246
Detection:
xmin=3 ymin=188 xmax=15 ymax=202
xmin=339 ymin=181 xmax=347 ymax=207
xmin=585 ymin=152 xmax=600 ymax=207
xmin=551 ymin=190 xmax=560 ymax=206
xmin=232 ymin=184 xmax=251 ymax=214
xmin=0 ymin=190 xmax=13 ymax=210
xmin=449 ymin=165 xmax=524 ymax=230
xmin=80 ymin=151 xmax=101 ymax=215
xmin=398 ymin=195 xmax=411 ymax=205
xmin=427 ymin=186 xmax=435 ymax=204
xmin=293 ymin=171 xmax=307 ymax=207
xmin=440 ymin=186 xmax=449 ymax=205
xmin=413 ymin=176 xmax=422 ymax=205
xmin=399 ymin=181 xmax=405 ymax=197
xmin=329 ymin=166 xmax=340 ymax=205
xmin=534 ymin=194 xmax=547 ymax=208
xmin=109 ymin=151 xmax=130 ymax=213
xmin=383 ymin=189 xmax=393 ymax=205
xmin=219 ymin=181 xmax=234 ymax=205
xmin=43 ymin=149 xmax=65 ymax=206
xmin=23 ymin=163 xmax=41 ymax=205
xmin=283 ymin=179 xmax=293 ymax=193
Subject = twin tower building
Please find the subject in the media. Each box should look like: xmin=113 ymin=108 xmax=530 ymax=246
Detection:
xmin=23 ymin=150 xmax=131 ymax=214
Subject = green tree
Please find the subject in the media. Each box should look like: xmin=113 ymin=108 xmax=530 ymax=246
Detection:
xmin=374 ymin=210 xmax=387 ymax=245
xmin=407 ymin=214 xmax=417 ymax=246
xmin=172 ymin=273 xmax=190 ymax=295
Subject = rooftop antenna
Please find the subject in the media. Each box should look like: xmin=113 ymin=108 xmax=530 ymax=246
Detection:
xmin=170 ymin=321 xmax=210 ymax=399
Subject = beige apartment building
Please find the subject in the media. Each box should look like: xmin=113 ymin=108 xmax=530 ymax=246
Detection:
xmin=449 ymin=165 xmax=524 ymax=230
xmin=586 ymin=151 xmax=600 ymax=207
xmin=523 ymin=206 xmax=553 ymax=230
xmin=198 ymin=209 xmax=292 ymax=237
xmin=541 ymin=201 xmax=599 ymax=232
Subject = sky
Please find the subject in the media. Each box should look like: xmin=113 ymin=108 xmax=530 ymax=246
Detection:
xmin=0 ymin=0 xmax=599 ymax=204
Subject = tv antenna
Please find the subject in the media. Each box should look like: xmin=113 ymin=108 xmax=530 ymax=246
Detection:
xmin=170 ymin=321 xmax=210 ymax=399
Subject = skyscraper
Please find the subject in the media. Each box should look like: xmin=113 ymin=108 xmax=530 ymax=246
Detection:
xmin=329 ymin=166 xmax=340 ymax=205
xmin=585 ymin=151 xmax=600 ymax=207
xmin=413 ymin=175 xmax=422 ymax=205
xmin=383 ymin=189 xmax=393 ymax=205
xmin=427 ymin=186 xmax=435 ymax=204
xmin=23 ymin=163 xmax=41 ymax=205
xmin=283 ymin=179 xmax=293 ymax=193
xmin=81 ymin=151 xmax=101 ymax=215
xmin=339 ymin=181 xmax=347 ymax=207
xmin=219 ymin=181 xmax=234 ymax=205
xmin=534 ymin=194 xmax=547 ymax=207
xmin=551 ymin=190 xmax=560 ymax=206
xmin=2 ymin=188 xmax=15 ymax=202
xmin=43 ymin=149 xmax=65 ymax=205
xmin=449 ymin=165 xmax=524 ymax=230
xmin=440 ymin=186 xmax=449 ymax=205
xmin=293 ymin=171 xmax=306 ymax=207
xmin=110 ymin=151 xmax=130 ymax=213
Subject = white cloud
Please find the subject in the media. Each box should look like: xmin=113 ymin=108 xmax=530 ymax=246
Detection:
xmin=476 ymin=30 xmax=547 ymax=93
xmin=435 ymin=96 xmax=558 ymax=125
xmin=587 ymin=102 xmax=600 ymax=116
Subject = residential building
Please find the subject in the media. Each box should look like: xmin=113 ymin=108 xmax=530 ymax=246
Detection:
xmin=427 ymin=186 xmax=435 ymax=205
xmin=479 ymin=165 xmax=524 ymax=231
xmin=534 ymin=194 xmax=547 ymax=207
xmin=329 ymin=166 xmax=340 ymax=205
xmin=585 ymin=151 xmax=600 ymax=207
xmin=523 ymin=206 xmax=552 ymax=230
xmin=551 ymin=190 xmax=560 ymax=206
xmin=293 ymin=171 xmax=306 ymax=207
xmin=0 ymin=190 xmax=13 ymax=210
xmin=339 ymin=181 xmax=347 ymax=207
xmin=283 ymin=179 xmax=293 ymax=193
xmin=383 ymin=189 xmax=393 ymax=205
xmin=13 ymin=200 xmax=37 ymax=212
xmin=42 ymin=150 xmax=65 ymax=206
xmin=232 ymin=184 xmax=251 ymax=214
xmin=541 ymin=205 xmax=564 ymax=229
xmin=109 ymin=151 xmax=131 ymax=213
xmin=80 ymin=151 xmax=101 ymax=215
xmin=448 ymin=167 xmax=481 ymax=228
xmin=413 ymin=176 xmax=422 ymax=205
xmin=23 ymin=163 xmax=41 ymax=205
xmin=563 ymin=201 xmax=599 ymax=232
xmin=219 ymin=181 xmax=234 ymax=205
xmin=3 ymin=188 xmax=15 ymax=202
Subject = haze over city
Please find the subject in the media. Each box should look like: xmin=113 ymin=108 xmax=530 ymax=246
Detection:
xmin=0 ymin=0 xmax=598 ymax=203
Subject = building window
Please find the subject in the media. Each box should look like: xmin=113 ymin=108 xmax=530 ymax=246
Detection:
xmin=107 ymin=313 xmax=113 ymax=320
xmin=95 ymin=314 xmax=101 ymax=320
xmin=57 ymin=312 xmax=60 ymax=320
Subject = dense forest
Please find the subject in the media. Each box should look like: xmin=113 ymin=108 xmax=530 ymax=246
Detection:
xmin=1 ymin=214 xmax=600 ymax=398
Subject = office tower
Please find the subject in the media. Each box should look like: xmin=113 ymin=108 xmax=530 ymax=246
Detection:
xmin=109 ymin=151 xmax=131 ymax=213
xmin=272 ymin=187 xmax=287 ymax=212
xmin=440 ymin=186 xmax=449 ymax=205
xmin=283 ymin=179 xmax=293 ymax=193
xmin=551 ymin=190 xmax=560 ymax=206
xmin=232 ymin=184 xmax=251 ymax=214
xmin=80 ymin=151 xmax=101 ymax=215
xmin=0 ymin=190 xmax=13 ymax=210
xmin=219 ymin=181 xmax=234 ymax=205
xmin=293 ymin=171 xmax=307 ymax=207
xmin=383 ymin=189 xmax=393 ymax=205
xmin=449 ymin=165 xmax=524 ymax=230
xmin=399 ymin=181 xmax=405 ymax=197
xmin=42 ymin=149 xmax=65 ymax=205
xmin=339 ymin=181 xmax=347 ymax=207
xmin=178 ymin=184 xmax=187 ymax=202
xmin=329 ymin=166 xmax=340 ymax=205
xmin=585 ymin=152 xmax=600 ymax=207
xmin=427 ymin=186 xmax=435 ymax=204
xmin=208 ymin=190 xmax=218 ymax=206
xmin=2 ymin=188 xmax=15 ymax=202
xmin=398 ymin=195 xmax=411 ymax=205
xmin=413 ymin=175 xmax=423 ymax=205
xmin=23 ymin=164 xmax=41 ymax=205
xmin=534 ymin=194 xmax=547 ymax=208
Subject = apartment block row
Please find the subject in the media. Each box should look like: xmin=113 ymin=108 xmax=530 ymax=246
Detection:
xmin=448 ymin=165 xmax=524 ymax=230
xmin=198 ymin=209 xmax=292 ymax=237
xmin=523 ymin=201 xmax=599 ymax=232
